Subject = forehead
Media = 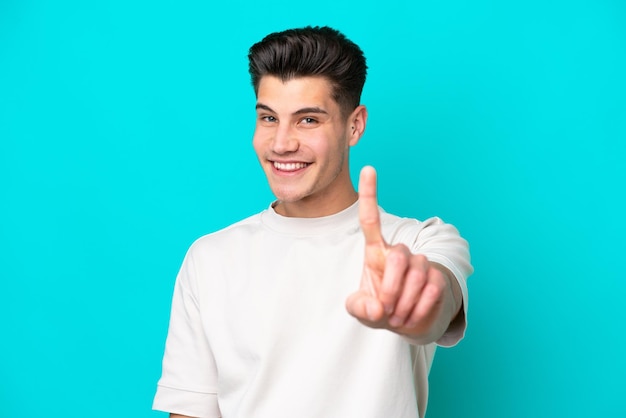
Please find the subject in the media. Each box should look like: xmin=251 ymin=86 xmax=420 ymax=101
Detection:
xmin=256 ymin=76 xmax=339 ymax=113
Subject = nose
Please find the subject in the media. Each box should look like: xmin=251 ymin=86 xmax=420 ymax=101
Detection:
xmin=271 ymin=123 xmax=299 ymax=154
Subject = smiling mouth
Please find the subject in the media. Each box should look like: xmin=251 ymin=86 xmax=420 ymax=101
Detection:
xmin=273 ymin=161 xmax=310 ymax=172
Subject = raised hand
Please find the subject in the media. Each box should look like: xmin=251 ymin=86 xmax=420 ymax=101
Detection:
xmin=345 ymin=166 xmax=461 ymax=341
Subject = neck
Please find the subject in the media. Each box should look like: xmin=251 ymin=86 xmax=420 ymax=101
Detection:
xmin=274 ymin=189 xmax=358 ymax=218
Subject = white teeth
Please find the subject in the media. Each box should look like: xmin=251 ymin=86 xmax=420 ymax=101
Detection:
xmin=273 ymin=161 xmax=309 ymax=171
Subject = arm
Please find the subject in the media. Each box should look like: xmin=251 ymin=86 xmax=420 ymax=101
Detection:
xmin=153 ymin=247 xmax=221 ymax=417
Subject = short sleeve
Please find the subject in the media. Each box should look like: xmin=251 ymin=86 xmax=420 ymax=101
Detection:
xmin=153 ymin=248 xmax=222 ymax=418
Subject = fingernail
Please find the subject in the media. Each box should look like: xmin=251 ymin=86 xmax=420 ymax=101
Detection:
xmin=366 ymin=303 xmax=375 ymax=320
xmin=384 ymin=304 xmax=393 ymax=315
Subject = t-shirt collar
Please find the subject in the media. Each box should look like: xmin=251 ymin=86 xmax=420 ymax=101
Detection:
xmin=260 ymin=200 xmax=360 ymax=236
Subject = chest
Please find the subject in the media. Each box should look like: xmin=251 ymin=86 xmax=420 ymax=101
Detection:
xmin=197 ymin=234 xmax=364 ymax=358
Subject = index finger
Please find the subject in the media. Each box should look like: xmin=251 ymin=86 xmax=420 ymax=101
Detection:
xmin=358 ymin=166 xmax=385 ymax=246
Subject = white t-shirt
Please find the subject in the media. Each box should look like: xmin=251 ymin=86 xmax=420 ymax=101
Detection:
xmin=153 ymin=201 xmax=472 ymax=418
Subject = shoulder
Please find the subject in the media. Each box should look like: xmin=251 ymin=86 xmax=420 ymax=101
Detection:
xmin=187 ymin=211 xmax=265 ymax=257
xmin=379 ymin=209 xmax=459 ymax=246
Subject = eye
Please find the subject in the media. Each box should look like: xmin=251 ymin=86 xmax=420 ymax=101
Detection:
xmin=299 ymin=117 xmax=318 ymax=126
xmin=258 ymin=115 xmax=277 ymax=126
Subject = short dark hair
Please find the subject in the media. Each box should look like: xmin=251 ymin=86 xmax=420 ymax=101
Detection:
xmin=248 ymin=26 xmax=367 ymax=116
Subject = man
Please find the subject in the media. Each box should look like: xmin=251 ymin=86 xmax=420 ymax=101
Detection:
xmin=153 ymin=26 xmax=472 ymax=418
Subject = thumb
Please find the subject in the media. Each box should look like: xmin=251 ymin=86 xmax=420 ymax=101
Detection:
xmin=345 ymin=291 xmax=384 ymax=322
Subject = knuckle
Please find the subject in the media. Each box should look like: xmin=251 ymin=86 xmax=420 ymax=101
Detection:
xmin=387 ymin=247 xmax=409 ymax=264
xmin=424 ymin=281 xmax=444 ymax=300
xmin=406 ymin=265 xmax=426 ymax=286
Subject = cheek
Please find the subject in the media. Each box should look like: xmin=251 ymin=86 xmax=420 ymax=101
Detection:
xmin=325 ymin=132 xmax=350 ymax=156
xmin=306 ymin=129 xmax=337 ymax=152
xmin=252 ymin=131 xmax=266 ymax=155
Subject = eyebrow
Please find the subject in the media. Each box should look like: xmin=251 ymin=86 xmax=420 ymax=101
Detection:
xmin=255 ymin=103 xmax=329 ymax=116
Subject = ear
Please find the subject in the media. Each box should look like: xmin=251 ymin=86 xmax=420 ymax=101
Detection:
xmin=348 ymin=105 xmax=368 ymax=146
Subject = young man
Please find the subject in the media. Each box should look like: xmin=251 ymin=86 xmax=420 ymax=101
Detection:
xmin=153 ymin=26 xmax=472 ymax=418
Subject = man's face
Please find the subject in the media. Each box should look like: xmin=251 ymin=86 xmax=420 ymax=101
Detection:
xmin=253 ymin=76 xmax=363 ymax=217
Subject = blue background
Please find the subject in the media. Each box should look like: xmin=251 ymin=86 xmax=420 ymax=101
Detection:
xmin=1 ymin=0 xmax=624 ymax=417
